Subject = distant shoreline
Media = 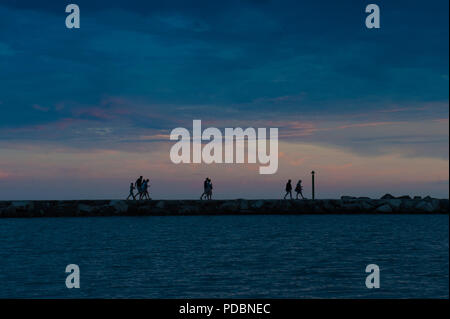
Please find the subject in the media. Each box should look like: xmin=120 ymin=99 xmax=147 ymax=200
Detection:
xmin=0 ymin=197 xmax=448 ymax=218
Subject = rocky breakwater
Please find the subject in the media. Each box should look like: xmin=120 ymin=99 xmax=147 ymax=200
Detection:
xmin=0 ymin=194 xmax=447 ymax=218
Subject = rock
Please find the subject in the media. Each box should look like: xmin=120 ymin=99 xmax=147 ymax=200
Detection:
xmin=78 ymin=204 xmax=93 ymax=213
xmin=322 ymin=200 xmax=336 ymax=212
xmin=219 ymin=201 xmax=238 ymax=211
xmin=179 ymin=206 xmax=198 ymax=214
xmin=360 ymin=201 xmax=374 ymax=211
xmin=11 ymin=201 xmax=30 ymax=208
xmin=415 ymin=201 xmax=434 ymax=213
xmin=376 ymin=204 xmax=392 ymax=213
xmin=430 ymin=199 xmax=440 ymax=210
xmin=342 ymin=202 xmax=363 ymax=212
xmin=6 ymin=206 xmax=16 ymax=215
xmin=387 ymin=199 xmax=402 ymax=210
xmin=11 ymin=201 xmax=34 ymax=212
xmin=398 ymin=195 xmax=411 ymax=199
xmin=440 ymin=199 xmax=449 ymax=212
xmin=423 ymin=196 xmax=433 ymax=202
xmin=341 ymin=196 xmax=357 ymax=201
xmin=380 ymin=194 xmax=395 ymax=200
xmin=109 ymin=200 xmax=128 ymax=213
xmin=239 ymin=200 xmax=249 ymax=210
xmin=413 ymin=196 xmax=422 ymax=200
xmin=328 ymin=200 xmax=341 ymax=208
xmin=358 ymin=197 xmax=371 ymax=200
xmin=252 ymin=200 xmax=265 ymax=209
xmin=401 ymin=200 xmax=416 ymax=211
xmin=155 ymin=201 xmax=165 ymax=209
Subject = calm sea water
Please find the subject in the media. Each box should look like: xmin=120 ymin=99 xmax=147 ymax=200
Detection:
xmin=0 ymin=215 xmax=448 ymax=298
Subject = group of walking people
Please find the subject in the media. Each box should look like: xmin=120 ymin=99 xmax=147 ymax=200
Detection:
xmin=127 ymin=176 xmax=151 ymax=200
xmin=284 ymin=179 xmax=305 ymax=200
xmin=126 ymin=177 xmax=307 ymax=200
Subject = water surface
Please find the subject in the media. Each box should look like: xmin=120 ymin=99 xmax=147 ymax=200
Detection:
xmin=0 ymin=215 xmax=448 ymax=298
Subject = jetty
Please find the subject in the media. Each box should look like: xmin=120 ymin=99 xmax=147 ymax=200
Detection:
xmin=0 ymin=195 xmax=447 ymax=218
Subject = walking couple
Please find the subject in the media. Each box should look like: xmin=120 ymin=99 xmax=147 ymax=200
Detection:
xmin=200 ymin=177 xmax=213 ymax=200
xmin=284 ymin=179 xmax=305 ymax=200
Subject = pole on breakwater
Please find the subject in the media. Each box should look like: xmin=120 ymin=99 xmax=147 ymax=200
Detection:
xmin=311 ymin=170 xmax=315 ymax=200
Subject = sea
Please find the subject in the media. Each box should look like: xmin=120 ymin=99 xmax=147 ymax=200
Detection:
xmin=0 ymin=214 xmax=448 ymax=298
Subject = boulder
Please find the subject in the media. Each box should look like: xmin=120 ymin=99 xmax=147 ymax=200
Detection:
xmin=430 ymin=199 xmax=440 ymax=211
xmin=376 ymin=204 xmax=392 ymax=213
xmin=342 ymin=202 xmax=363 ymax=212
xmin=440 ymin=199 xmax=449 ymax=212
xmin=322 ymin=200 xmax=336 ymax=212
xmin=109 ymin=200 xmax=128 ymax=214
xmin=179 ymin=206 xmax=199 ymax=214
xmin=155 ymin=201 xmax=165 ymax=209
xmin=239 ymin=200 xmax=249 ymax=210
xmin=387 ymin=199 xmax=402 ymax=210
xmin=252 ymin=200 xmax=265 ymax=209
xmin=360 ymin=201 xmax=375 ymax=211
xmin=10 ymin=201 xmax=34 ymax=212
xmin=219 ymin=201 xmax=238 ymax=211
xmin=413 ymin=196 xmax=422 ymax=200
xmin=415 ymin=201 xmax=434 ymax=213
xmin=398 ymin=195 xmax=411 ymax=200
xmin=77 ymin=204 xmax=94 ymax=213
xmin=380 ymin=194 xmax=395 ymax=200
xmin=11 ymin=201 xmax=31 ymax=208
xmin=400 ymin=199 xmax=416 ymax=211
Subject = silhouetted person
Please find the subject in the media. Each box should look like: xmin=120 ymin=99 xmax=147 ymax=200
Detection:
xmin=135 ymin=176 xmax=143 ymax=199
xmin=295 ymin=180 xmax=305 ymax=199
xmin=284 ymin=179 xmax=292 ymax=200
xmin=141 ymin=179 xmax=151 ymax=200
xmin=206 ymin=179 xmax=213 ymax=200
xmin=200 ymin=177 xmax=210 ymax=200
xmin=127 ymin=182 xmax=136 ymax=200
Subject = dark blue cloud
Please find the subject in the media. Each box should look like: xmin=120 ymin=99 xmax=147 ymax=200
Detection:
xmin=0 ymin=0 xmax=448 ymax=130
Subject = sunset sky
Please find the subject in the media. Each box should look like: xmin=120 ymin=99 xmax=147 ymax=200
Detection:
xmin=0 ymin=0 xmax=448 ymax=199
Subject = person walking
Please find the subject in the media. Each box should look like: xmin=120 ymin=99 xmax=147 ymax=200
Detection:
xmin=135 ymin=176 xmax=143 ymax=199
xmin=126 ymin=182 xmax=136 ymax=200
xmin=295 ymin=180 xmax=305 ymax=199
xmin=284 ymin=179 xmax=293 ymax=200
xmin=141 ymin=179 xmax=151 ymax=200
xmin=206 ymin=178 xmax=213 ymax=200
xmin=200 ymin=177 xmax=209 ymax=200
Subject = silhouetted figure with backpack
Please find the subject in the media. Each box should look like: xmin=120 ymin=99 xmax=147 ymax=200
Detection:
xmin=284 ymin=179 xmax=292 ymax=200
xmin=295 ymin=180 xmax=305 ymax=199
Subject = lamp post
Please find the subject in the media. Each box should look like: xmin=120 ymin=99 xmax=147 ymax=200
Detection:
xmin=311 ymin=171 xmax=315 ymax=200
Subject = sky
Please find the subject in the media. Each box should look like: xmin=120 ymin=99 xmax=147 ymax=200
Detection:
xmin=0 ymin=0 xmax=448 ymax=199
